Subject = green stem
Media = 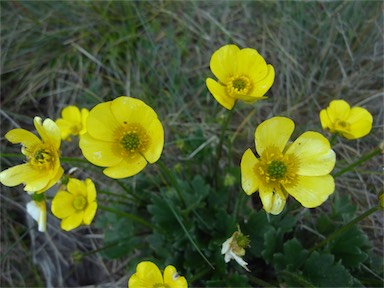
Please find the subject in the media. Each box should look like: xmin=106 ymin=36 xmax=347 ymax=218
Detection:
xmin=329 ymin=133 xmax=338 ymax=146
xmin=98 ymin=205 xmax=157 ymax=230
xmin=309 ymin=205 xmax=380 ymax=253
xmin=333 ymin=147 xmax=381 ymax=178
xmin=213 ymin=106 xmax=235 ymax=187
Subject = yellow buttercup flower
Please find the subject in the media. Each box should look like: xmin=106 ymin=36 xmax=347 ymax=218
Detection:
xmin=319 ymin=99 xmax=373 ymax=140
xmin=51 ymin=178 xmax=97 ymax=231
xmin=206 ymin=44 xmax=275 ymax=110
xmin=241 ymin=117 xmax=336 ymax=215
xmin=128 ymin=261 xmax=188 ymax=288
xmin=79 ymin=96 xmax=164 ymax=179
xmin=56 ymin=105 xmax=89 ymax=141
xmin=0 ymin=117 xmax=64 ymax=193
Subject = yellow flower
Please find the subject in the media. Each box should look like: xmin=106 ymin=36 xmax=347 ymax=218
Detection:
xmin=206 ymin=44 xmax=275 ymax=110
xmin=51 ymin=178 xmax=97 ymax=231
xmin=26 ymin=197 xmax=47 ymax=232
xmin=241 ymin=117 xmax=336 ymax=215
xmin=79 ymin=96 xmax=164 ymax=179
xmin=56 ymin=105 xmax=89 ymax=141
xmin=319 ymin=100 xmax=373 ymax=140
xmin=128 ymin=261 xmax=188 ymax=288
xmin=0 ymin=117 xmax=64 ymax=193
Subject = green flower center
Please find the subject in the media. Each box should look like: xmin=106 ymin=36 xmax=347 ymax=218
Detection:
xmin=73 ymin=195 xmax=87 ymax=210
xmin=121 ymin=133 xmax=140 ymax=151
xmin=30 ymin=145 xmax=55 ymax=169
xmin=119 ymin=124 xmax=150 ymax=156
xmin=227 ymin=75 xmax=252 ymax=96
xmin=267 ymin=160 xmax=287 ymax=179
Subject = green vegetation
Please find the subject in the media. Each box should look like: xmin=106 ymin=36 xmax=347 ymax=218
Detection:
xmin=1 ymin=1 xmax=382 ymax=287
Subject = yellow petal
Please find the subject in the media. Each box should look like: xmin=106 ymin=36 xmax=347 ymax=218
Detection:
xmin=210 ymin=44 xmax=239 ymax=82
xmin=51 ymin=191 xmax=76 ymax=219
xmin=206 ymin=78 xmax=236 ymax=110
xmin=111 ymin=96 xmax=159 ymax=128
xmin=55 ymin=119 xmax=74 ymax=140
xmin=83 ymin=202 xmax=97 ymax=225
xmin=62 ymin=106 xmax=81 ymax=123
xmin=103 ymin=155 xmax=147 ymax=179
xmin=34 ymin=117 xmax=61 ymax=150
xmin=35 ymin=165 xmax=64 ymax=194
xmin=345 ymin=106 xmax=373 ymax=139
xmin=255 ymin=117 xmax=294 ymax=156
xmin=236 ymin=48 xmax=268 ymax=83
xmin=0 ymin=163 xmax=49 ymax=191
xmin=326 ymin=100 xmax=350 ymax=123
xmin=128 ymin=261 xmax=163 ymax=288
xmin=164 ymin=265 xmax=188 ymax=288
xmin=79 ymin=133 xmax=123 ymax=167
xmin=86 ymin=101 xmax=121 ymax=140
xmin=80 ymin=108 xmax=89 ymax=135
xmin=250 ymin=64 xmax=275 ymax=98
xmin=5 ymin=128 xmax=40 ymax=147
xmin=240 ymin=148 xmax=260 ymax=195
xmin=285 ymin=175 xmax=335 ymax=208
xmin=319 ymin=109 xmax=332 ymax=130
xmin=85 ymin=178 xmax=97 ymax=202
xmin=67 ymin=178 xmax=86 ymax=196
xmin=286 ymin=131 xmax=336 ymax=176
xmin=61 ymin=211 xmax=84 ymax=231
xmin=142 ymin=118 xmax=164 ymax=163
xmin=259 ymin=185 xmax=286 ymax=215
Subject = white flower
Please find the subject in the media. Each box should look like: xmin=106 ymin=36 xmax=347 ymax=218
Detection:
xmin=221 ymin=231 xmax=251 ymax=272
xmin=26 ymin=200 xmax=47 ymax=232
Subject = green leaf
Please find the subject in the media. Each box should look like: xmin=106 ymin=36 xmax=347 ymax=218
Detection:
xmin=274 ymin=238 xmax=308 ymax=271
xmin=303 ymin=252 xmax=354 ymax=287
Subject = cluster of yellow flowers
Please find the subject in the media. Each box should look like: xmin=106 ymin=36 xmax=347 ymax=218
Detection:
xmin=0 ymin=43 xmax=374 ymax=287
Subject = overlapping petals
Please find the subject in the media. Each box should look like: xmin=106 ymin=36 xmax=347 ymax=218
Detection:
xmin=56 ymin=105 xmax=89 ymax=140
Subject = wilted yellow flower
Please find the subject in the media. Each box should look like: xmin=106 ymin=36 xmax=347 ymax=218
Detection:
xmin=320 ymin=99 xmax=373 ymax=140
xmin=206 ymin=44 xmax=275 ymax=110
xmin=56 ymin=105 xmax=89 ymax=141
xmin=51 ymin=178 xmax=97 ymax=231
xmin=79 ymin=96 xmax=164 ymax=179
xmin=128 ymin=261 xmax=187 ymax=288
xmin=241 ymin=117 xmax=336 ymax=215
xmin=26 ymin=194 xmax=47 ymax=232
xmin=0 ymin=117 xmax=64 ymax=193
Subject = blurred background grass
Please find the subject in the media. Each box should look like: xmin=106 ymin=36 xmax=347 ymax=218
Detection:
xmin=1 ymin=1 xmax=383 ymax=287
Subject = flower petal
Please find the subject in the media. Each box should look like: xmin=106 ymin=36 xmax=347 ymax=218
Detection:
xmin=255 ymin=117 xmax=294 ymax=156
xmin=128 ymin=261 xmax=163 ymax=287
xmin=164 ymin=265 xmax=188 ymax=288
xmin=62 ymin=106 xmax=81 ymax=123
xmin=103 ymin=155 xmax=147 ymax=179
xmin=287 ymin=131 xmax=336 ymax=176
xmin=326 ymin=100 xmax=350 ymax=123
xmin=111 ymin=96 xmax=159 ymax=128
xmin=250 ymin=64 xmax=275 ymax=98
xmin=83 ymin=202 xmax=97 ymax=225
xmin=86 ymin=101 xmax=121 ymax=140
xmin=51 ymin=191 xmax=76 ymax=219
xmin=319 ymin=109 xmax=332 ymax=130
xmin=85 ymin=178 xmax=97 ymax=202
xmin=67 ymin=178 xmax=86 ymax=197
xmin=345 ymin=106 xmax=373 ymax=139
xmin=206 ymin=78 xmax=236 ymax=110
xmin=34 ymin=117 xmax=61 ymax=150
xmin=0 ymin=163 xmax=49 ymax=191
xmin=142 ymin=118 xmax=164 ymax=163
xmin=79 ymin=133 xmax=123 ymax=167
xmin=285 ymin=175 xmax=335 ymax=208
xmin=229 ymin=250 xmax=250 ymax=272
xmin=241 ymin=148 xmax=260 ymax=195
xmin=259 ymin=185 xmax=286 ymax=215
xmin=5 ymin=128 xmax=40 ymax=147
xmin=210 ymin=44 xmax=239 ymax=82
xmin=236 ymin=48 xmax=268 ymax=83
xmin=61 ymin=211 xmax=84 ymax=231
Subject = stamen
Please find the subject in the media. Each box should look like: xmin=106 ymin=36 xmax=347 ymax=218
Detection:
xmin=267 ymin=160 xmax=287 ymax=179
xmin=226 ymin=75 xmax=252 ymax=96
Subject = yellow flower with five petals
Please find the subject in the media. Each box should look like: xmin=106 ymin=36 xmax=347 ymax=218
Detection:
xmin=319 ymin=99 xmax=373 ymax=140
xmin=128 ymin=261 xmax=188 ymax=288
xmin=241 ymin=117 xmax=336 ymax=215
xmin=79 ymin=96 xmax=164 ymax=179
xmin=56 ymin=105 xmax=89 ymax=141
xmin=0 ymin=117 xmax=64 ymax=193
xmin=206 ymin=44 xmax=275 ymax=110
xmin=51 ymin=178 xmax=97 ymax=231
